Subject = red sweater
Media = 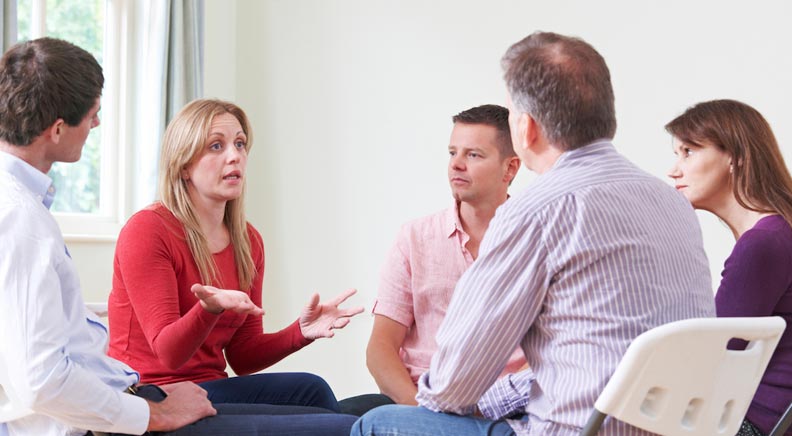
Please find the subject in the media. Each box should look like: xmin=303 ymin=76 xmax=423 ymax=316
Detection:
xmin=107 ymin=203 xmax=311 ymax=385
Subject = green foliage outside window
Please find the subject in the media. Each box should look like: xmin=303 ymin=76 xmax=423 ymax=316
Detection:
xmin=18 ymin=0 xmax=105 ymax=213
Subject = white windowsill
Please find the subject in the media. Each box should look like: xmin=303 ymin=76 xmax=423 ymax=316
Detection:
xmin=63 ymin=233 xmax=118 ymax=243
xmin=56 ymin=213 xmax=122 ymax=243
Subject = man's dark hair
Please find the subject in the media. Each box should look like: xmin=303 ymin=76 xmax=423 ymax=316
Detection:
xmin=502 ymin=31 xmax=616 ymax=151
xmin=0 ymin=37 xmax=103 ymax=146
xmin=452 ymin=104 xmax=516 ymax=159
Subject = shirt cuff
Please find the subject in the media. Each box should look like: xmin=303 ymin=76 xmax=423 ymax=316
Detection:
xmin=477 ymin=370 xmax=533 ymax=420
xmin=289 ymin=319 xmax=313 ymax=348
xmin=416 ymin=371 xmax=477 ymax=415
xmin=194 ymin=303 xmax=224 ymax=328
xmin=106 ymin=393 xmax=149 ymax=435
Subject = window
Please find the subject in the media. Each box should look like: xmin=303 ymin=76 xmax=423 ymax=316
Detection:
xmin=14 ymin=0 xmax=203 ymax=240
xmin=17 ymin=0 xmax=121 ymax=240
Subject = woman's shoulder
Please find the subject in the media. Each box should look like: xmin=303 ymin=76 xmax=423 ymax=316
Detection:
xmin=244 ymin=221 xmax=262 ymax=239
xmin=718 ymin=215 xmax=792 ymax=316
xmin=245 ymin=221 xmax=265 ymax=253
xmin=741 ymin=215 xmax=792 ymax=246
xmin=750 ymin=214 xmax=792 ymax=234
xmin=733 ymin=215 xmax=792 ymax=263
xmin=121 ymin=203 xmax=183 ymax=239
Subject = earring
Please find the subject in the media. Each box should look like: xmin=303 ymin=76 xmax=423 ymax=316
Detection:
xmin=729 ymin=164 xmax=733 ymax=174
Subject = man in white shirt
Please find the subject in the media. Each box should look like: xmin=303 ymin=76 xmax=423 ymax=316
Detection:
xmin=0 ymin=37 xmax=217 ymax=436
xmin=0 ymin=38 xmax=357 ymax=436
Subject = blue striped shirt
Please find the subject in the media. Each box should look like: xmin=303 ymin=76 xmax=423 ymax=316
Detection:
xmin=416 ymin=141 xmax=716 ymax=435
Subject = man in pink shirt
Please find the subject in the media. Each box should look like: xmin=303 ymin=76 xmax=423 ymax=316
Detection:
xmin=339 ymin=104 xmax=524 ymax=416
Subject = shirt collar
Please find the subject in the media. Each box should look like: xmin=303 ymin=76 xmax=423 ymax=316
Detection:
xmin=0 ymin=150 xmax=56 ymax=209
xmin=444 ymin=201 xmax=466 ymax=239
xmin=443 ymin=195 xmax=511 ymax=239
xmin=552 ymin=139 xmax=614 ymax=170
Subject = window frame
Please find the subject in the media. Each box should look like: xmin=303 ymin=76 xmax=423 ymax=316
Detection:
xmin=25 ymin=0 xmax=126 ymax=241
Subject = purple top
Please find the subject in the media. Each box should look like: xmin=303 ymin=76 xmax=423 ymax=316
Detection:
xmin=716 ymin=214 xmax=792 ymax=433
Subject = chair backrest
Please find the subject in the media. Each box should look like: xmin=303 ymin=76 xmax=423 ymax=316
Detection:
xmin=592 ymin=316 xmax=786 ymax=436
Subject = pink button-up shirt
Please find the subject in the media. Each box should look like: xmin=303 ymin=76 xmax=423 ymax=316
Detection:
xmin=373 ymin=203 xmax=525 ymax=384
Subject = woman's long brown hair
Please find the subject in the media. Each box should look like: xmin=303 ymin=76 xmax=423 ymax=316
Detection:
xmin=666 ymin=99 xmax=792 ymax=228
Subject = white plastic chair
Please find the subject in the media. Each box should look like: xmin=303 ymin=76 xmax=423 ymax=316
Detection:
xmin=581 ymin=316 xmax=786 ymax=436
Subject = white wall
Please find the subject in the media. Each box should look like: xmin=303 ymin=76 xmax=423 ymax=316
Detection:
xmin=60 ymin=0 xmax=790 ymax=400
xmin=68 ymin=242 xmax=116 ymax=302
xmin=201 ymin=0 xmax=792 ymax=399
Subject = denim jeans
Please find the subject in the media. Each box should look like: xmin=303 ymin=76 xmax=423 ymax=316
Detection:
xmin=158 ymin=409 xmax=358 ymax=436
xmin=199 ymin=372 xmax=341 ymax=412
xmin=105 ymin=374 xmax=357 ymax=436
xmin=351 ymin=404 xmax=516 ymax=436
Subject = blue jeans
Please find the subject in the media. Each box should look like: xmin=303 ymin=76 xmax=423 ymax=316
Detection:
xmin=351 ymin=405 xmax=516 ymax=436
xmin=107 ymin=381 xmax=357 ymax=436
xmin=160 ymin=408 xmax=358 ymax=436
xmin=199 ymin=372 xmax=340 ymax=412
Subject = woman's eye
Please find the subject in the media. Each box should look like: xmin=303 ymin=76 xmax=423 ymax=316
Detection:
xmin=235 ymin=141 xmax=246 ymax=149
xmin=209 ymin=143 xmax=221 ymax=151
xmin=683 ymin=147 xmax=693 ymax=157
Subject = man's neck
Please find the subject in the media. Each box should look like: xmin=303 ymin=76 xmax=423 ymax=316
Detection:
xmin=0 ymin=139 xmax=52 ymax=173
xmin=528 ymin=145 xmax=564 ymax=175
xmin=458 ymin=194 xmax=507 ymax=246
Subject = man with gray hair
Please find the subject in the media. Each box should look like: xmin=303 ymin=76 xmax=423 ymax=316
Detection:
xmin=352 ymin=31 xmax=714 ymax=435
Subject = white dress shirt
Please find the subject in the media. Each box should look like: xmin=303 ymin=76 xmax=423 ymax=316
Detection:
xmin=0 ymin=150 xmax=149 ymax=436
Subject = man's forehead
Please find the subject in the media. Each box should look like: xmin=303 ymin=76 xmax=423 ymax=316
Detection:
xmin=448 ymin=143 xmax=498 ymax=156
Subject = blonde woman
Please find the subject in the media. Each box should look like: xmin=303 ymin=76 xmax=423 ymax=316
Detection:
xmin=108 ymin=99 xmax=361 ymax=435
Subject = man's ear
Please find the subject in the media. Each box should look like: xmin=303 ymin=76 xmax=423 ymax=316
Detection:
xmin=45 ymin=119 xmax=66 ymax=144
xmin=504 ymin=156 xmax=521 ymax=184
xmin=524 ymin=114 xmax=540 ymax=150
xmin=515 ymin=112 xmax=540 ymax=153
